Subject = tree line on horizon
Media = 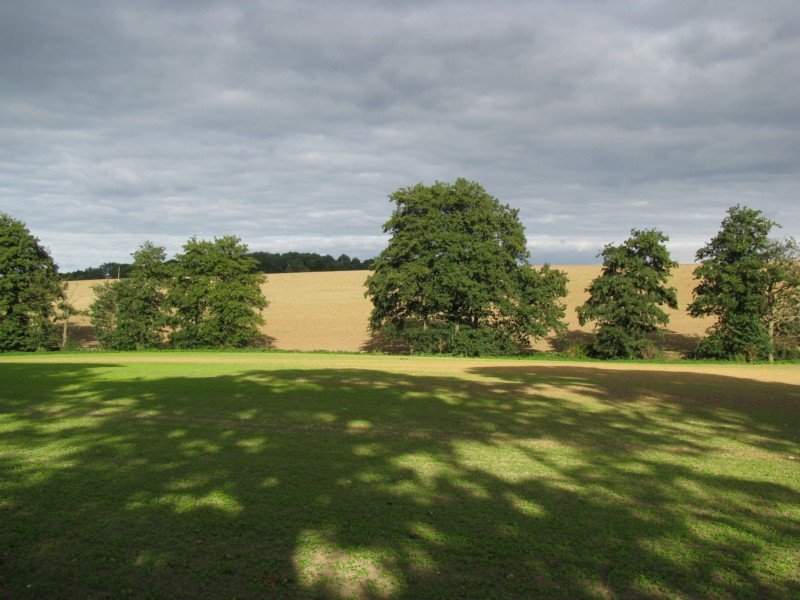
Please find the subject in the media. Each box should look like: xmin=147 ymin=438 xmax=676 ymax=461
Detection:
xmin=1 ymin=180 xmax=798 ymax=360
xmin=61 ymin=250 xmax=375 ymax=280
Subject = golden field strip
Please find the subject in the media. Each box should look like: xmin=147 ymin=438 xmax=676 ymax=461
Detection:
xmin=64 ymin=265 xmax=713 ymax=353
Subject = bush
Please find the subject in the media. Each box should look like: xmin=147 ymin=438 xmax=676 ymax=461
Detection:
xmin=382 ymin=322 xmax=520 ymax=357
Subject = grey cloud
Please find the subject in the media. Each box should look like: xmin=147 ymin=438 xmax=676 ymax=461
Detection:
xmin=0 ymin=0 xmax=798 ymax=269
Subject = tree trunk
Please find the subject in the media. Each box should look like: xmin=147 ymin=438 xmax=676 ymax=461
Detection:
xmin=61 ymin=317 xmax=69 ymax=349
xmin=768 ymin=319 xmax=775 ymax=363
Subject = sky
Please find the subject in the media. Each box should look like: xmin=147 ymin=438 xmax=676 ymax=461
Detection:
xmin=1 ymin=0 xmax=799 ymax=270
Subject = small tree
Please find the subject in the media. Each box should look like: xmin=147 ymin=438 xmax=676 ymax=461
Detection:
xmin=89 ymin=242 xmax=169 ymax=350
xmin=577 ymin=229 xmax=678 ymax=359
xmin=169 ymin=236 xmax=267 ymax=348
xmin=0 ymin=213 xmax=64 ymax=351
xmin=689 ymin=206 xmax=777 ymax=360
xmin=365 ymin=179 xmax=567 ymax=355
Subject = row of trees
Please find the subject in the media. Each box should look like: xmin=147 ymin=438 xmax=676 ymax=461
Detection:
xmin=364 ymin=181 xmax=799 ymax=360
xmin=2 ymin=189 xmax=798 ymax=359
xmin=62 ymin=251 xmax=373 ymax=280
xmin=250 ymin=252 xmax=373 ymax=274
xmin=0 ymin=213 xmax=268 ymax=352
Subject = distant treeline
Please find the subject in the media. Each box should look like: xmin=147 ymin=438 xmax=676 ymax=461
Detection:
xmin=61 ymin=251 xmax=374 ymax=280
xmin=250 ymin=252 xmax=374 ymax=274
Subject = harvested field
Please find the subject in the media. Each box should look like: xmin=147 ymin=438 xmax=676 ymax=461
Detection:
xmin=65 ymin=265 xmax=714 ymax=353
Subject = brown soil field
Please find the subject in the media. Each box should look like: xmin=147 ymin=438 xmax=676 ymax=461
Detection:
xmin=65 ymin=265 xmax=713 ymax=354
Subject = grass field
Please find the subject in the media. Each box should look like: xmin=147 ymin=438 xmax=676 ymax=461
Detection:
xmin=1 ymin=352 xmax=798 ymax=598
xmin=63 ymin=265 xmax=714 ymax=354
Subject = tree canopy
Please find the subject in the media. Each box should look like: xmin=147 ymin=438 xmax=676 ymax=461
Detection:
xmin=689 ymin=205 xmax=782 ymax=360
xmin=168 ymin=236 xmax=268 ymax=348
xmin=0 ymin=213 xmax=64 ymax=351
xmin=89 ymin=242 xmax=169 ymax=350
xmin=577 ymin=229 xmax=678 ymax=359
xmin=89 ymin=237 xmax=269 ymax=350
xmin=365 ymin=179 xmax=567 ymax=355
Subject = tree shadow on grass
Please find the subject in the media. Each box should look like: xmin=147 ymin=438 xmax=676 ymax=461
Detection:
xmin=254 ymin=332 xmax=277 ymax=349
xmin=548 ymin=329 xmax=594 ymax=352
xmin=548 ymin=329 xmax=703 ymax=356
xmin=654 ymin=329 xmax=702 ymax=354
xmin=0 ymin=361 xmax=798 ymax=598
xmin=359 ymin=332 xmax=409 ymax=354
xmin=65 ymin=324 xmax=96 ymax=347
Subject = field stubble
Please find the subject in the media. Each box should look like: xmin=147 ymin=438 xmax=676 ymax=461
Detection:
xmin=65 ymin=266 xmax=712 ymax=352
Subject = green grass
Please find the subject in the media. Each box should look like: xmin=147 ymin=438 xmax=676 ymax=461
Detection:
xmin=1 ymin=353 xmax=798 ymax=598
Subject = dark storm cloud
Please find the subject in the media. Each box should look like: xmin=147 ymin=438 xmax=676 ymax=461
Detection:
xmin=1 ymin=0 xmax=798 ymax=269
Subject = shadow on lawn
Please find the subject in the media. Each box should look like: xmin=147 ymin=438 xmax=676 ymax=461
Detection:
xmin=0 ymin=362 xmax=798 ymax=598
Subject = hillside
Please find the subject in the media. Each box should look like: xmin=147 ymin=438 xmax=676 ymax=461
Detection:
xmin=64 ymin=265 xmax=713 ymax=353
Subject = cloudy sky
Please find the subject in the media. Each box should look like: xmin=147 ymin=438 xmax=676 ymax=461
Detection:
xmin=1 ymin=0 xmax=799 ymax=270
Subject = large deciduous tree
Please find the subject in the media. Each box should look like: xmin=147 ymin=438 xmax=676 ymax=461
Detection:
xmin=365 ymin=179 xmax=568 ymax=355
xmin=0 ymin=213 xmax=64 ymax=351
xmin=689 ymin=205 xmax=783 ymax=361
xmin=169 ymin=236 xmax=267 ymax=348
xmin=89 ymin=242 xmax=170 ymax=350
xmin=577 ymin=229 xmax=678 ymax=359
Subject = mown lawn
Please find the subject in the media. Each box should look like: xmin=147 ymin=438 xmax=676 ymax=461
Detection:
xmin=1 ymin=352 xmax=798 ymax=598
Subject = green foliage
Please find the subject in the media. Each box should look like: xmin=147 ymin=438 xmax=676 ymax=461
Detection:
xmin=89 ymin=242 xmax=169 ymax=350
xmin=689 ymin=206 xmax=780 ymax=360
xmin=169 ymin=236 xmax=268 ymax=348
xmin=375 ymin=322 xmax=520 ymax=357
xmin=366 ymin=179 xmax=567 ymax=355
xmin=89 ymin=238 xmax=270 ymax=350
xmin=577 ymin=229 xmax=678 ymax=359
xmin=0 ymin=213 xmax=63 ymax=351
